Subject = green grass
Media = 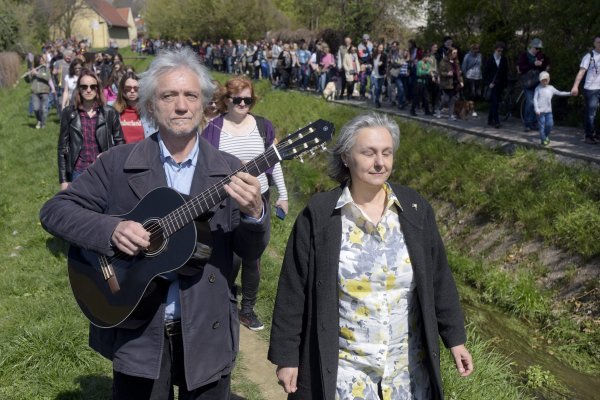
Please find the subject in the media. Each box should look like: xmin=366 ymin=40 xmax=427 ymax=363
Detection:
xmin=2 ymin=65 xmax=598 ymax=398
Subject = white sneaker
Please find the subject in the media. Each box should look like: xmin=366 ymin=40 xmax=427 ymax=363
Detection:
xmin=435 ymin=112 xmax=442 ymax=119
xmin=472 ymin=111 xmax=478 ymax=117
xmin=449 ymin=115 xmax=457 ymax=121
xmin=35 ymin=122 xmax=41 ymax=129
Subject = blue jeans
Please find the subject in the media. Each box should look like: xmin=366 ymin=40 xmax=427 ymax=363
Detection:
xmin=537 ymin=112 xmax=554 ymax=142
xmin=31 ymin=93 xmax=49 ymax=126
xmin=391 ymin=75 xmax=406 ymax=106
xmin=523 ymin=87 xmax=537 ymax=128
xmin=226 ymin=56 xmax=233 ymax=74
xmin=372 ymin=77 xmax=384 ymax=105
xmin=299 ymin=64 xmax=310 ymax=89
xmin=583 ymin=88 xmax=600 ymax=138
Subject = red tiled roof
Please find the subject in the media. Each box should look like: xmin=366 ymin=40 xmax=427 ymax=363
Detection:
xmin=116 ymin=7 xmax=130 ymax=23
xmin=85 ymin=0 xmax=129 ymax=28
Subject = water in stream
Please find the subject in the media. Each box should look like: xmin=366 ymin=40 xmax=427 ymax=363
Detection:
xmin=463 ymin=301 xmax=599 ymax=400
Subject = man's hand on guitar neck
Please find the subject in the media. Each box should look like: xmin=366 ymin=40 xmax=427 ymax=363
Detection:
xmin=111 ymin=221 xmax=151 ymax=256
xmin=224 ymin=171 xmax=263 ymax=220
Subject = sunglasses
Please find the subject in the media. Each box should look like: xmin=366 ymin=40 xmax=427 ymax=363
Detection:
xmin=230 ymin=96 xmax=253 ymax=105
xmin=79 ymin=84 xmax=98 ymax=91
xmin=124 ymin=85 xmax=139 ymax=92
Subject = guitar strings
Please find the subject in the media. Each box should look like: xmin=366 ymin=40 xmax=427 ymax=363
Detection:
xmin=105 ymin=131 xmax=310 ymax=264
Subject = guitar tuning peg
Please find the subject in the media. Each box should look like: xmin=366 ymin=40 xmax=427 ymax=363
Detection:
xmin=299 ymin=155 xmax=304 ymax=163
xmin=320 ymin=144 xmax=328 ymax=151
xmin=308 ymin=149 xmax=316 ymax=158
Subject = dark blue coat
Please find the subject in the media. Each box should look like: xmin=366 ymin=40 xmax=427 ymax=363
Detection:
xmin=40 ymin=134 xmax=269 ymax=390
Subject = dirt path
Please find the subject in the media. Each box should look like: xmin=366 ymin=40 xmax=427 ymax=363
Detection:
xmin=237 ymin=327 xmax=286 ymax=400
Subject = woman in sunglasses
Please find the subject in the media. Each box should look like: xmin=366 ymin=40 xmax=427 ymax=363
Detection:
xmin=113 ymin=71 xmax=150 ymax=143
xmin=57 ymin=68 xmax=124 ymax=190
xmin=202 ymin=76 xmax=288 ymax=331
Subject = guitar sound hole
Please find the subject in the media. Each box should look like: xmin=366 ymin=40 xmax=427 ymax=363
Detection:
xmin=143 ymin=219 xmax=167 ymax=257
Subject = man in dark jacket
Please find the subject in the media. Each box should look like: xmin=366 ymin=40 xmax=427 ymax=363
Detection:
xmin=40 ymin=48 xmax=269 ymax=399
xmin=517 ymin=38 xmax=550 ymax=132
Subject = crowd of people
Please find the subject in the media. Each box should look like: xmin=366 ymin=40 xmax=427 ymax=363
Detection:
xmin=23 ymin=30 xmax=600 ymax=400
xmin=27 ymin=33 xmax=600 ymax=147
xmin=39 ymin=45 xmax=473 ymax=399
xmin=180 ymin=34 xmax=599 ymax=146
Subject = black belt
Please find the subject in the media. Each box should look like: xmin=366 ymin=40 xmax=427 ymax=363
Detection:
xmin=165 ymin=320 xmax=182 ymax=337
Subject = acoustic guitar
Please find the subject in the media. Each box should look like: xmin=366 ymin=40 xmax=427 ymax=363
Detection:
xmin=67 ymin=119 xmax=334 ymax=328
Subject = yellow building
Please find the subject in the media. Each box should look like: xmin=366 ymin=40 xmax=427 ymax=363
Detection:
xmin=54 ymin=0 xmax=137 ymax=49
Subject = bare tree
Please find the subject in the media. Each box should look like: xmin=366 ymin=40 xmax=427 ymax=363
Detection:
xmin=36 ymin=0 xmax=88 ymax=39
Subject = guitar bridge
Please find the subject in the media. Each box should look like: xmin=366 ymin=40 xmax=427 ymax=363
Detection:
xmin=100 ymin=255 xmax=121 ymax=294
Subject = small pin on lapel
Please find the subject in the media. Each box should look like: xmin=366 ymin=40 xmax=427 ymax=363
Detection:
xmin=412 ymin=203 xmax=418 ymax=211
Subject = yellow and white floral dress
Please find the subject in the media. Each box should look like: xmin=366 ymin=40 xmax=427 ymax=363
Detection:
xmin=335 ymin=183 xmax=431 ymax=400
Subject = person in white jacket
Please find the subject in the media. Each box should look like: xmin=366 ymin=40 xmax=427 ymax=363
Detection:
xmin=533 ymin=71 xmax=572 ymax=145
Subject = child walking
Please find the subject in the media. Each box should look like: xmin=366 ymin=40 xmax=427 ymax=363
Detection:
xmin=533 ymin=71 xmax=572 ymax=145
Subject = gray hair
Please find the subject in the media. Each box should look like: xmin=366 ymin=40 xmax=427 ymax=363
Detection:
xmin=138 ymin=47 xmax=216 ymax=127
xmin=328 ymin=112 xmax=400 ymax=183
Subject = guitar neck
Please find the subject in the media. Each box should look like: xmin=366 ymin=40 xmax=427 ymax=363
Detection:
xmin=159 ymin=145 xmax=281 ymax=237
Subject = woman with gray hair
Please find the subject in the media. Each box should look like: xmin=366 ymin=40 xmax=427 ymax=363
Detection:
xmin=269 ymin=112 xmax=473 ymax=399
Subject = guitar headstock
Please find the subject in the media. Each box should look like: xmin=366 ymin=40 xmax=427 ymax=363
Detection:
xmin=276 ymin=119 xmax=335 ymax=162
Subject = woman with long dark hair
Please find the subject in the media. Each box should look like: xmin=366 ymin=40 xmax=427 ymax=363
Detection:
xmin=57 ymin=68 xmax=124 ymax=190
xmin=113 ymin=71 xmax=146 ymax=143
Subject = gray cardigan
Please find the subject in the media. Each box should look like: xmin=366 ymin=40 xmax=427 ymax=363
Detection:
xmin=40 ymin=134 xmax=269 ymax=390
xmin=268 ymin=183 xmax=466 ymax=400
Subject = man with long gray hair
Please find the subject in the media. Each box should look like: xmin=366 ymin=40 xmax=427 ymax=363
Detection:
xmin=40 ymin=47 xmax=269 ymax=399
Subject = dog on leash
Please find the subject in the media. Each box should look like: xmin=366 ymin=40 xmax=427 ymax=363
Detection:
xmin=454 ymin=100 xmax=475 ymax=119
xmin=322 ymin=81 xmax=337 ymax=101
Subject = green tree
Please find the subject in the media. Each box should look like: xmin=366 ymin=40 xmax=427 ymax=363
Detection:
xmin=0 ymin=4 xmax=20 ymax=51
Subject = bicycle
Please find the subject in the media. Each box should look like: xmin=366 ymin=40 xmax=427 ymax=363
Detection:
xmin=499 ymin=78 xmax=526 ymax=122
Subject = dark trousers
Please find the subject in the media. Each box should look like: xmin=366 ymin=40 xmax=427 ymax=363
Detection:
xmin=113 ymin=325 xmax=231 ymax=400
xmin=232 ymin=189 xmax=270 ymax=312
xmin=487 ymin=86 xmax=503 ymax=125
xmin=411 ymin=80 xmax=430 ymax=113
xmin=339 ymin=68 xmax=347 ymax=96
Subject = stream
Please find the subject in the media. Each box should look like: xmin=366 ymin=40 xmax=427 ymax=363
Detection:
xmin=463 ymin=301 xmax=599 ymax=400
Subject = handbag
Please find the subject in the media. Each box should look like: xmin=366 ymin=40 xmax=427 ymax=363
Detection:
xmin=390 ymin=67 xmax=401 ymax=78
xmin=521 ymin=69 xmax=539 ymax=89
xmin=483 ymin=85 xmax=492 ymax=101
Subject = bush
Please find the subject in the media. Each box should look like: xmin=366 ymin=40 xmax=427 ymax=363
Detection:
xmin=0 ymin=52 xmax=21 ymax=88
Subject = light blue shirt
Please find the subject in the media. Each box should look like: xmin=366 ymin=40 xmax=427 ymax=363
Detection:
xmin=158 ymin=133 xmax=200 ymax=321
xmin=158 ymin=133 xmax=265 ymax=322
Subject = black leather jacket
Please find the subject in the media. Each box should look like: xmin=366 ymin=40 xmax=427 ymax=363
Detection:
xmin=58 ymin=104 xmax=124 ymax=183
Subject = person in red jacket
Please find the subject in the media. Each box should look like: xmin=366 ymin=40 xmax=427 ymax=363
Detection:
xmin=114 ymin=71 xmax=145 ymax=143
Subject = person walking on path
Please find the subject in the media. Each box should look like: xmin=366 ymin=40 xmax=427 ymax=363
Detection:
xmin=269 ymin=112 xmax=473 ymax=399
xmin=534 ymin=71 xmax=572 ymax=146
xmin=28 ymin=54 xmax=53 ymax=129
xmin=570 ymin=35 xmax=600 ymax=144
xmin=41 ymin=48 xmax=269 ymax=399
xmin=439 ymin=47 xmax=464 ymax=121
xmin=202 ymin=76 xmax=288 ymax=332
xmin=483 ymin=41 xmax=509 ymax=129
xmin=57 ymin=69 xmax=124 ymax=190
xmin=518 ymin=38 xmax=550 ymax=132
